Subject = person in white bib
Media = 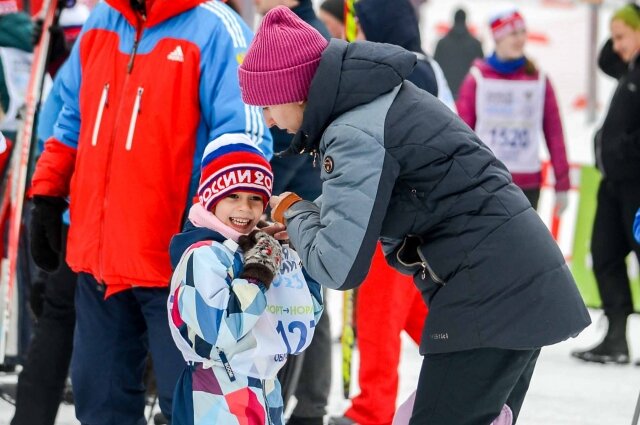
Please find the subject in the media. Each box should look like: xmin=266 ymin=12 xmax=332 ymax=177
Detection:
xmin=456 ymin=6 xmax=570 ymax=213
xmin=167 ymin=133 xmax=323 ymax=425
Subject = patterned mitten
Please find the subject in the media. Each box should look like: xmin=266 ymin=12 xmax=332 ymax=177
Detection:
xmin=238 ymin=230 xmax=282 ymax=288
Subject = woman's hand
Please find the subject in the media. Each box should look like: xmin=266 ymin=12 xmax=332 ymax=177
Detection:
xmin=269 ymin=192 xmax=292 ymax=212
xmin=260 ymin=222 xmax=289 ymax=241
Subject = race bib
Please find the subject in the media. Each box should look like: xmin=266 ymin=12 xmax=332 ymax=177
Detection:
xmin=472 ymin=67 xmax=546 ymax=173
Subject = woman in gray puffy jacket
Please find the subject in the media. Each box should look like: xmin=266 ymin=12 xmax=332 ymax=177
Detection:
xmin=239 ymin=7 xmax=590 ymax=425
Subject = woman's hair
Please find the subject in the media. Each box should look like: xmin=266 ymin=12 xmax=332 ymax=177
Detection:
xmin=611 ymin=3 xmax=640 ymax=30
xmin=524 ymin=58 xmax=538 ymax=76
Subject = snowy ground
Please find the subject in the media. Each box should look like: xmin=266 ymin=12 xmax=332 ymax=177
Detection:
xmin=0 ymin=307 xmax=639 ymax=424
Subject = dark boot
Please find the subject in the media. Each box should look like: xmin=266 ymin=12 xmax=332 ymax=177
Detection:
xmin=571 ymin=313 xmax=629 ymax=364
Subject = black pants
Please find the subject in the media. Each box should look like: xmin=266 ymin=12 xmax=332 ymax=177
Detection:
xmin=12 ymin=225 xmax=76 ymax=425
xmin=409 ymin=348 xmax=540 ymax=425
xmin=591 ymin=180 xmax=640 ymax=317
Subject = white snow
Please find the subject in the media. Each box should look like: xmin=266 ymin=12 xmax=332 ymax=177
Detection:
xmin=1 ymin=307 xmax=639 ymax=424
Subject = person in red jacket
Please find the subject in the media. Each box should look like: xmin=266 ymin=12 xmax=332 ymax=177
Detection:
xmin=456 ymin=6 xmax=570 ymax=212
xmin=27 ymin=0 xmax=271 ymax=423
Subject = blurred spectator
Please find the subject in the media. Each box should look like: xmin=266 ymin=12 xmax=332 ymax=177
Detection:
xmin=354 ymin=0 xmax=454 ymax=110
xmin=571 ymin=3 xmax=640 ymax=366
xmin=319 ymin=0 xmax=344 ymax=39
xmin=0 ymin=0 xmax=33 ymax=373
xmin=434 ymin=8 xmax=483 ymax=98
xmin=456 ymin=6 xmax=569 ymax=213
xmin=0 ymin=0 xmax=33 ymax=143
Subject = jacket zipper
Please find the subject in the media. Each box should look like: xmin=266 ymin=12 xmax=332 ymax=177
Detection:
xmin=261 ymin=379 xmax=273 ymax=425
xmin=97 ymin=21 xmax=144 ymax=281
xmin=91 ymin=83 xmax=109 ymax=147
xmin=396 ymin=236 xmax=446 ymax=285
xmin=417 ymin=249 xmax=445 ymax=285
xmin=125 ymin=87 xmax=143 ymax=151
xmin=127 ymin=15 xmax=145 ymax=73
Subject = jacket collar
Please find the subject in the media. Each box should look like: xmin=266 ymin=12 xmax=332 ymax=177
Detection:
xmin=106 ymin=0 xmax=206 ymax=28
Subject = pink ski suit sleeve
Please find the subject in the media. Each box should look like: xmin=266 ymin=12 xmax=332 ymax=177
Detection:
xmin=542 ymin=78 xmax=570 ymax=192
xmin=455 ymin=73 xmax=478 ymax=129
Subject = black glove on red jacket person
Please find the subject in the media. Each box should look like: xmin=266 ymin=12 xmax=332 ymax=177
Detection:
xmin=30 ymin=195 xmax=67 ymax=272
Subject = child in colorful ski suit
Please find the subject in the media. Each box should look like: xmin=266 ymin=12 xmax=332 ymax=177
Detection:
xmin=168 ymin=133 xmax=323 ymax=425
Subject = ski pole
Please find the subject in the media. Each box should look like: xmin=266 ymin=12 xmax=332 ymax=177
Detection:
xmin=631 ymin=390 xmax=640 ymax=425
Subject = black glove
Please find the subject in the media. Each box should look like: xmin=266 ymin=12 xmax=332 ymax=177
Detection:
xmin=238 ymin=230 xmax=282 ymax=288
xmin=30 ymin=196 xmax=67 ymax=272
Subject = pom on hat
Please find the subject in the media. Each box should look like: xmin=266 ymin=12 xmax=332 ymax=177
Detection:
xmin=239 ymin=6 xmax=329 ymax=106
xmin=198 ymin=134 xmax=273 ymax=212
xmin=489 ymin=7 xmax=526 ymax=40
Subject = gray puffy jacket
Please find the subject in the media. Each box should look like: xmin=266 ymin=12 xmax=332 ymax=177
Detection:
xmin=282 ymin=39 xmax=590 ymax=354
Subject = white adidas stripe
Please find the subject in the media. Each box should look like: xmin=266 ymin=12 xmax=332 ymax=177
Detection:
xmin=201 ymin=1 xmax=246 ymax=49
xmin=251 ymin=105 xmax=259 ymax=146
xmin=253 ymin=105 xmax=265 ymax=149
xmin=244 ymin=104 xmax=255 ymax=145
xmin=210 ymin=1 xmax=247 ymax=48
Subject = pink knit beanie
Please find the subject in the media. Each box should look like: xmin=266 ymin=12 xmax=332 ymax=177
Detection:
xmin=239 ymin=6 xmax=329 ymax=106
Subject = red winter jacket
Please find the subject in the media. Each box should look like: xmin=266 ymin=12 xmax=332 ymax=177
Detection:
xmin=30 ymin=0 xmax=269 ymax=296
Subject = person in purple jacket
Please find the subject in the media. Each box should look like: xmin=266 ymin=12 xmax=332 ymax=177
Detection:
xmin=456 ymin=6 xmax=569 ymax=213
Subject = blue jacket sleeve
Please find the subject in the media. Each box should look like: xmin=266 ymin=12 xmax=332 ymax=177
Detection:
xmin=37 ymin=64 xmax=67 ymax=153
xmin=634 ymin=208 xmax=640 ymax=244
xmin=198 ymin=3 xmax=272 ymax=159
xmin=51 ymin=23 xmax=86 ymax=150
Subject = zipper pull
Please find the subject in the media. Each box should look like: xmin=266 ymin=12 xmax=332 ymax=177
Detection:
xmin=127 ymin=39 xmax=139 ymax=73
xmin=127 ymin=23 xmax=144 ymax=74
xmin=421 ymin=262 xmax=427 ymax=280
xmin=312 ymin=151 xmax=318 ymax=167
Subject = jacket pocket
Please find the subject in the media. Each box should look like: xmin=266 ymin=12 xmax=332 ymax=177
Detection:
xmin=396 ymin=234 xmax=446 ymax=286
xmin=125 ymin=87 xmax=144 ymax=151
xmin=91 ymin=83 xmax=109 ymax=147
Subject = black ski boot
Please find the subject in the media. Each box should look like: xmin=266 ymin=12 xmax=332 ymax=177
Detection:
xmin=571 ymin=313 xmax=630 ymax=364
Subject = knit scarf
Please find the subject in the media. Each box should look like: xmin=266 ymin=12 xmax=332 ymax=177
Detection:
xmin=188 ymin=203 xmax=246 ymax=243
xmin=487 ymin=52 xmax=526 ymax=74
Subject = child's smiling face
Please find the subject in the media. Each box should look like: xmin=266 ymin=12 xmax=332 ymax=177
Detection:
xmin=213 ymin=191 xmax=264 ymax=234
